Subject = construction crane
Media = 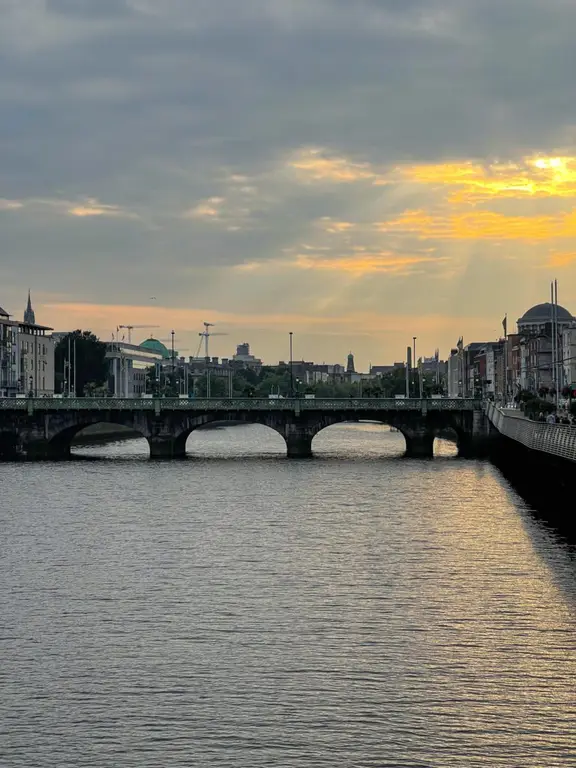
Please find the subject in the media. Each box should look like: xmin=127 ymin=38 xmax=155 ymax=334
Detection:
xmin=118 ymin=325 xmax=159 ymax=344
xmin=199 ymin=322 xmax=227 ymax=359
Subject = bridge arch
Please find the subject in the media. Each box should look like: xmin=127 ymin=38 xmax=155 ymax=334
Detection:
xmin=312 ymin=420 xmax=409 ymax=457
xmin=183 ymin=418 xmax=287 ymax=457
xmin=309 ymin=415 xmax=443 ymax=458
xmin=48 ymin=419 xmax=150 ymax=458
xmin=432 ymin=426 xmax=459 ymax=457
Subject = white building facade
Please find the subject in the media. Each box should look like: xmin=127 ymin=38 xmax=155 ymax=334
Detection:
xmin=106 ymin=341 xmax=165 ymax=396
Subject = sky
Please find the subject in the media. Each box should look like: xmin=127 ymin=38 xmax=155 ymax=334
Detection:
xmin=3 ymin=0 xmax=576 ymax=369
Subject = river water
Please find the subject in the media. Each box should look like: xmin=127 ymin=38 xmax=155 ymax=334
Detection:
xmin=1 ymin=423 xmax=575 ymax=767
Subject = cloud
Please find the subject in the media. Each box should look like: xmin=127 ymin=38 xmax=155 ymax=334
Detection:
xmin=0 ymin=199 xmax=24 ymax=211
xmin=293 ymin=252 xmax=446 ymax=275
xmin=183 ymin=197 xmax=226 ymax=220
xmin=237 ymin=249 xmax=447 ymax=276
xmin=402 ymin=156 xmax=576 ymax=203
xmin=317 ymin=218 xmax=356 ymax=233
xmin=67 ymin=199 xmax=139 ymax=219
xmin=378 ymin=207 xmax=576 ymax=242
xmin=289 ymin=148 xmax=385 ymax=185
xmin=5 ymin=0 xmax=576 ymax=366
xmin=0 ymin=195 xmax=138 ymax=220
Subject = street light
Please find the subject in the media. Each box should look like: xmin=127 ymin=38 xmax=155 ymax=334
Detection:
xmin=289 ymin=331 xmax=294 ymax=397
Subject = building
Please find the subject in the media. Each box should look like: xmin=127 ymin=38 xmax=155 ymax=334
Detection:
xmin=462 ymin=342 xmax=489 ymax=396
xmin=302 ymin=363 xmax=346 ymax=385
xmin=106 ymin=339 xmax=165 ymax=396
xmin=0 ymin=305 xmax=18 ymax=396
xmin=139 ymin=337 xmax=172 ymax=360
xmin=506 ymin=333 xmax=521 ymax=398
xmin=420 ymin=350 xmax=447 ymax=383
xmin=0 ymin=295 xmax=56 ymax=397
xmin=24 ymin=291 xmax=35 ymax=325
xmin=517 ymin=302 xmax=573 ymax=336
xmin=346 ymin=352 xmax=355 ymax=374
xmin=232 ymin=342 xmax=262 ymax=370
xmin=369 ymin=363 xmax=405 ymax=376
xmin=0 ymin=293 xmax=57 ymax=397
xmin=517 ymin=302 xmax=574 ymax=393
xmin=562 ymin=325 xmax=576 ymax=390
xmin=483 ymin=341 xmax=505 ymax=398
xmin=19 ymin=314 xmax=55 ymax=397
xmin=446 ymin=347 xmax=461 ymax=397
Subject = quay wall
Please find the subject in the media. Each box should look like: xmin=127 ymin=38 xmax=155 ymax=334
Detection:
xmin=486 ymin=403 xmax=575 ymax=533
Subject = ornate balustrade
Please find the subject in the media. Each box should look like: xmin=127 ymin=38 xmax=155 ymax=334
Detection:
xmin=486 ymin=402 xmax=576 ymax=463
xmin=0 ymin=397 xmax=482 ymax=412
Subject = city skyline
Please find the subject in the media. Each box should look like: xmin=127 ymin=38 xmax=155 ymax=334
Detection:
xmin=1 ymin=288 xmax=573 ymax=372
xmin=3 ymin=3 xmax=576 ymax=369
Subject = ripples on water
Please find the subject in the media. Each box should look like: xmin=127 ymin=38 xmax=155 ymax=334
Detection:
xmin=1 ymin=424 xmax=575 ymax=767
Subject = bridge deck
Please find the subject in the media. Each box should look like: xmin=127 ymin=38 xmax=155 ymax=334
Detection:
xmin=0 ymin=397 xmax=482 ymax=412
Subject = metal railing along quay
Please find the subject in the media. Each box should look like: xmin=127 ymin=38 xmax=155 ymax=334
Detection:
xmin=486 ymin=401 xmax=576 ymax=463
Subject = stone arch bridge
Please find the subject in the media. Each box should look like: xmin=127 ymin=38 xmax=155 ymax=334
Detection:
xmin=0 ymin=397 xmax=490 ymax=460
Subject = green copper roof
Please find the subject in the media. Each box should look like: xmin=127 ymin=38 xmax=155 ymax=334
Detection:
xmin=139 ymin=337 xmax=171 ymax=359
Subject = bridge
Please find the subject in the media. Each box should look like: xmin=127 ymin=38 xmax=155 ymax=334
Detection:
xmin=0 ymin=397 xmax=488 ymax=460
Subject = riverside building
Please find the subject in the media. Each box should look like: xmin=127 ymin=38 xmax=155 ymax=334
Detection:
xmin=0 ymin=294 xmax=55 ymax=397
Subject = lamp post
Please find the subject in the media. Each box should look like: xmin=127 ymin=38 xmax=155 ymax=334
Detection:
xmin=412 ymin=336 xmax=417 ymax=399
xmin=171 ymin=330 xmax=175 ymax=397
xmin=289 ymin=331 xmax=294 ymax=397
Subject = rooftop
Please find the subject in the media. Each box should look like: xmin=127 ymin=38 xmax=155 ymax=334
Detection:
xmin=518 ymin=302 xmax=573 ymax=324
xmin=139 ymin=337 xmax=171 ymax=359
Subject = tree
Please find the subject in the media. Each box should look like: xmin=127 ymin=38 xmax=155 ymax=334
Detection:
xmin=195 ymin=373 xmax=227 ymax=397
xmin=55 ymin=330 xmax=108 ymax=396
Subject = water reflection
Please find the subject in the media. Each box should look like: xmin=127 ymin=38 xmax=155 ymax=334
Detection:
xmin=71 ymin=422 xmax=461 ymax=460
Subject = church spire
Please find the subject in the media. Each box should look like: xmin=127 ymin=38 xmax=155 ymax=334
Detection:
xmin=24 ymin=290 xmax=36 ymax=325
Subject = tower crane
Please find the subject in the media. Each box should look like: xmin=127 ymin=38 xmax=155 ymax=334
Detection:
xmin=118 ymin=324 xmax=159 ymax=344
xmin=199 ymin=322 xmax=227 ymax=359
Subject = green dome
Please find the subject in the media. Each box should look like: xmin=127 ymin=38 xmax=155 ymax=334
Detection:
xmin=139 ymin=337 xmax=171 ymax=359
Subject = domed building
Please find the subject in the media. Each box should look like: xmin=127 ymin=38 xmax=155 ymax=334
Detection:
xmin=139 ymin=337 xmax=172 ymax=360
xmin=517 ymin=302 xmax=574 ymax=334
xmin=516 ymin=302 xmax=574 ymax=394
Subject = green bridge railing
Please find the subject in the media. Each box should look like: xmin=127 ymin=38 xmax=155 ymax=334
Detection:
xmin=0 ymin=397 xmax=483 ymax=412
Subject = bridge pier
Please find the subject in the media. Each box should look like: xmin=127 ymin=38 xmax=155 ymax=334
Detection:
xmin=282 ymin=425 xmax=314 ymax=458
xmin=148 ymin=437 xmax=186 ymax=460
xmin=0 ymin=432 xmax=21 ymax=460
xmin=404 ymin=432 xmax=434 ymax=459
xmin=24 ymin=438 xmax=71 ymax=460
xmin=457 ymin=434 xmax=490 ymax=459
